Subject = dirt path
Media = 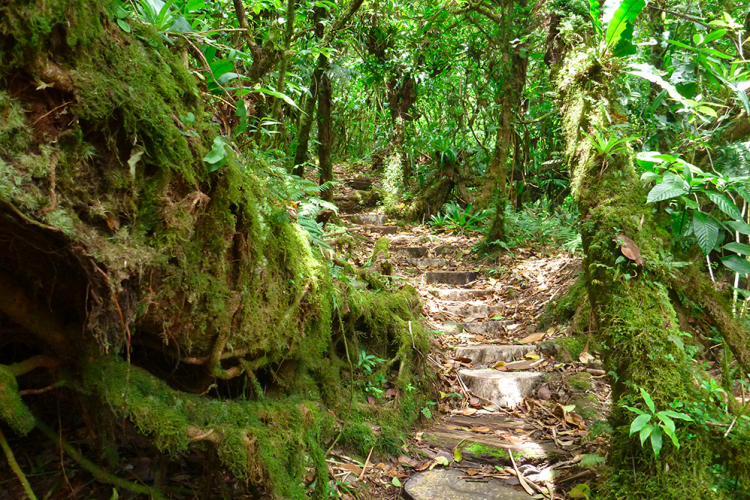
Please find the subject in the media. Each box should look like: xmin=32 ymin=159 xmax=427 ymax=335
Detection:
xmin=334 ymin=209 xmax=610 ymax=500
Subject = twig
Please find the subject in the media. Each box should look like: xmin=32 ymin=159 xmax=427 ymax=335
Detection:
xmin=358 ymin=447 xmax=374 ymax=481
xmin=33 ymin=101 xmax=72 ymax=125
xmin=0 ymin=428 xmax=38 ymax=500
xmin=724 ymin=417 xmax=737 ymax=437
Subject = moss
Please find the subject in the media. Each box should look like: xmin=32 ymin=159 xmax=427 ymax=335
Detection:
xmin=569 ymin=393 xmax=599 ymax=420
xmin=0 ymin=366 xmax=35 ymax=435
xmin=370 ymin=236 xmax=390 ymax=262
xmin=569 ymin=372 xmax=593 ymax=391
xmin=466 ymin=442 xmax=508 ymax=460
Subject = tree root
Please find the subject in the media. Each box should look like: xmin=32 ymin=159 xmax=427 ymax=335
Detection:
xmin=34 ymin=416 xmax=167 ymax=500
xmin=0 ymin=427 xmax=38 ymax=500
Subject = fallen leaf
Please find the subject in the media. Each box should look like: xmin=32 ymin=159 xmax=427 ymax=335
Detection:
xmin=453 ymin=356 xmax=473 ymax=363
xmin=470 ymin=426 xmax=492 ymax=433
xmin=461 ymin=408 xmax=478 ymax=416
xmin=519 ymin=332 xmax=545 ymax=344
xmin=367 ymin=396 xmax=377 ymax=404
xmin=524 ymin=353 xmax=541 ymax=360
xmin=453 ymin=447 xmax=463 ymax=463
xmin=569 ymin=483 xmax=591 ymax=499
xmin=385 ymin=388 xmax=398 ymax=399
xmin=537 ymin=385 xmax=552 ymax=400
xmin=414 ymin=460 xmax=430 ymax=471
xmin=397 ymin=455 xmax=416 ymax=467
xmin=339 ymin=463 xmax=362 ymax=474
xmin=618 ymin=233 xmax=644 ymax=266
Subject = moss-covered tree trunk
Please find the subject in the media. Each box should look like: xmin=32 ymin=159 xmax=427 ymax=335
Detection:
xmin=317 ymin=65 xmax=333 ymax=202
xmin=552 ymin=23 xmax=750 ymax=500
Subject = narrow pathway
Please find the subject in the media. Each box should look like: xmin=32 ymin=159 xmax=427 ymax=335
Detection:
xmin=339 ymin=209 xmax=609 ymax=500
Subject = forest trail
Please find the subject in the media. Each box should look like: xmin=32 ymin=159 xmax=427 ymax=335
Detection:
xmin=338 ymin=207 xmax=611 ymax=500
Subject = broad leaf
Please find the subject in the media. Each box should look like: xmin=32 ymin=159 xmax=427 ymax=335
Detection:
xmin=704 ymin=191 xmax=743 ymax=220
xmin=630 ymin=414 xmax=652 ymax=436
xmin=692 ymin=212 xmax=720 ymax=255
xmin=629 ymin=64 xmax=688 ymax=105
xmin=640 ymin=388 xmax=655 ymax=414
xmin=605 ymin=0 xmax=646 ymax=51
xmin=722 ymin=255 xmax=750 ymax=275
xmin=655 ymin=413 xmax=676 ymax=435
xmin=726 ymin=220 xmax=750 ymax=235
xmin=639 ymin=423 xmax=653 ymax=445
xmin=647 ymin=183 xmax=686 ymax=203
xmin=724 ymin=242 xmax=750 ymax=255
xmin=658 ymin=410 xmax=693 ymax=422
xmin=650 ymin=426 xmax=663 ymax=457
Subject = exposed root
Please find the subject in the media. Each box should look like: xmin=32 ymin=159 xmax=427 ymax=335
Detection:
xmin=0 ymin=427 xmax=38 ymax=500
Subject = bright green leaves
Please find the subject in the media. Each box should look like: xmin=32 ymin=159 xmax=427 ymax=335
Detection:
xmin=692 ymin=212 xmax=720 ymax=255
xmin=203 ymin=136 xmax=229 ymax=172
xmin=600 ymin=0 xmax=646 ymax=56
xmin=588 ymin=0 xmax=603 ymax=37
xmin=625 ymin=388 xmax=693 ymax=457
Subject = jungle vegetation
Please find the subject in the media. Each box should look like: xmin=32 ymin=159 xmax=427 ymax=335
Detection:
xmin=1 ymin=0 xmax=750 ymax=499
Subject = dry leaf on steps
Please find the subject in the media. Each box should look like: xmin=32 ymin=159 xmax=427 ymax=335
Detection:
xmin=579 ymin=340 xmax=594 ymax=364
xmin=519 ymin=332 xmax=545 ymax=344
xmin=471 ymin=426 xmax=492 ymax=433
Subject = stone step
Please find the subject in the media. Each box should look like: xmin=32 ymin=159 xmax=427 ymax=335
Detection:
xmin=463 ymin=321 xmax=510 ymax=334
xmin=429 ymin=289 xmax=492 ymax=301
xmin=459 ymin=369 xmax=544 ymax=407
xmin=434 ymin=245 xmax=460 ymax=255
xmin=405 ymin=470 xmax=529 ymax=500
xmin=350 ymin=213 xmax=388 ymax=225
xmin=360 ymin=225 xmax=399 ymax=235
xmin=405 ymin=258 xmax=452 ymax=268
xmin=443 ymin=304 xmax=504 ymax=319
xmin=455 ymin=345 xmax=537 ymax=365
xmin=391 ymin=246 xmax=429 ymax=258
xmin=425 ymin=271 xmax=479 ymax=285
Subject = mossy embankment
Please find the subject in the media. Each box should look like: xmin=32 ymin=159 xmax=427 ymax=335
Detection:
xmin=0 ymin=2 xmax=431 ymax=498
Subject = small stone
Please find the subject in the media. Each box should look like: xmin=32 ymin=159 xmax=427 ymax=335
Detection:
xmin=405 ymin=470 xmax=529 ymax=500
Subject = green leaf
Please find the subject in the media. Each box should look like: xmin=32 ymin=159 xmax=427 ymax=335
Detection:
xmin=605 ymin=0 xmax=646 ymax=51
xmin=569 ymin=484 xmax=591 ymax=499
xmin=726 ymin=220 xmax=750 ymax=235
xmin=203 ymin=136 xmax=229 ymax=171
xmin=116 ymin=18 xmax=131 ymax=32
xmin=658 ymin=410 xmax=693 ymax=422
xmin=580 ymin=453 xmax=606 ymax=467
xmin=624 ymin=405 xmax=645 ymax=415
xmin=589 ymin=0 xmax=603 ymax=36
xmin=640 ymin=387 xmax=655 ymax=414
xmin=647 ymin=183 xmax=687 ymax=203
xmin=392 ymin=477 xmax=402 ymax=487
xmin=630 ymin=414 xmax=652 ymax=435
xmin=703 ymin=29 xmax=727 ymax=44
xmin=639 ymin=423 xmax=653 ymax=446
xmin=109 ymin=488 xmax=120 ymax=500
xmin=655 ymin=413 xmax=676 ymax=435
xmin=724 ymin=242 xmax=750 ymax=255
xmin=650 ymin=426 xmax=663 ymax=457
xmin=692 ymin=212 xmax=720 ymax=255
xmin=704 ymin=191 xmax=743 ymax=220
xmin=721 ymin=255 xmax=750 ymax=275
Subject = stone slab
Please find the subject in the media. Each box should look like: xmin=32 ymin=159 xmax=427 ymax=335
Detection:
xmin=361 ymin=225 xmax=399 ymax=235
xmin=351 ymin=213 xmax=388 ymax=225
xmin=391 ymin=247 xmax=429 ymax=258
xmin=425 ymin=271 xmax=479 ymax=285
xmin=455 ymin=345 xmax=536 ymax=365
xmin=405 ymin=258 xmax=452 ymax=268
xmin=443 ymin=304 xmax=504 ymax=319
xmin=434 ymin=245 xmax=460 ymax=255
xmin=405 ymin=470 xmax=530 ymax=500
xmin=429 ymin=289 xmax=492 ymax=301
xmin=463 ymin=321 xmax=510 ymax=334
xmin=459 ymin=369 xmax=544 ymax=407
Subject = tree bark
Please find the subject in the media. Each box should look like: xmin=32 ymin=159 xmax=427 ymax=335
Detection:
xmin=317 ymin=65 xmax=333 ymax=202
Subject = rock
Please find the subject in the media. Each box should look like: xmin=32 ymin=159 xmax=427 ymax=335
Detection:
xmin=429 ymin=289 xmax=492 ymax=301
xmin=433 ymin=245 xmax=460 ymax=255
xmin=425 ymin=271 xmax=479 ymax=285
xmin=351 ymin=213 xmax=388 ymax=225
xmin=391 ymin=246 xmax=429 ymax=258
xmin=405 ymin=258 xmax=452 ymax=268
xmin=404 ymin=470 xmax=529 ymax=500
xmin=463 ymin=321 xmax=510 ymax=334
xmin=442 ymin=304 xmax=504 ymax=319
xmin=459 ymin=369 xmax=544 ymax=407
xmin=363 ymin=225 xmax=399 ymax=235
xmin=455 ymin=345 xmax=536 ymax=365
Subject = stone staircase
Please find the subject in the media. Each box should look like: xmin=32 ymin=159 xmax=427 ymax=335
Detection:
xmin=343 ymin=211 xmax=572 ymax=499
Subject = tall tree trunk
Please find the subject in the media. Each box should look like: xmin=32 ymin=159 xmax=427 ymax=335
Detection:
xmin=317 ymin=65 xmax=333 ymax=202
xmin=269 ymin=0 xmax=296 ymax=147
xmin=551 ymin=19 xmax=750 ymax=500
